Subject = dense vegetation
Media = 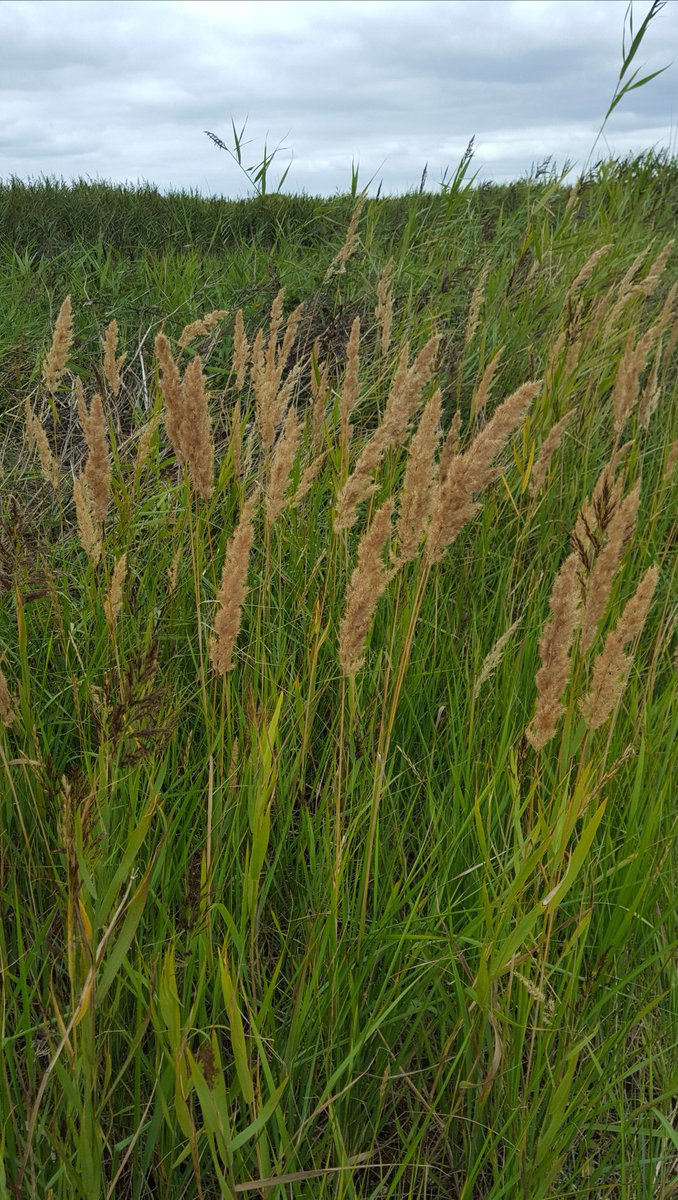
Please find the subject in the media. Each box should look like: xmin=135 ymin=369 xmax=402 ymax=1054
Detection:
xmin=0 ymin=156 xmax=676 ymax=1198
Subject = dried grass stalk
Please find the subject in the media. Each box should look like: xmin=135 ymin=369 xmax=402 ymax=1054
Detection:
xmin=178 ymin=310 xmax=227 ymax=351
xmin=232 ymin=310 xmax=249 ymax=391
xmin=580 ymin=482 xmax=641 ymax=652
xmin=210 ymin=491 xmax=259 ymax=676
xmin=42 ymin=295 xmax=73 ymax=393
xmin=473 ymin=614 xmax=522 ymax=699
xmin=526 ymin=553 xmax=580 ymax=750
xmin=73 ymin=474 xmax=102 ymax=566
xmin=396 ymin=389 xmax=442 ymax=564
xmin=580 ymin=565 xmax=659 ymax=730
xmin=103 ymin=319 xmax=125 ymax=398
xmin=529 ymin=409 xmax=576 ymax=498
xmin=0 ymin=663 xmax=15 ymax=726
xmin=427 ymin=381 xmax=539 ymax=563
xmin=266 ymin=407 xmax=302 ymax=523
xmin=325 ymin=195 xmax=365 ymax=280
xmin=104 ymin=553 xmax=128 ymax=626
xmin=375 ymin=260 xmax=394 ymax=358
xmin=338 ymin=499 xmax=395 ymax=676
xmin=25 ymin=399 xmax=59 ymax=491
xmin=472 ymin=348 xmax=503 ymax=420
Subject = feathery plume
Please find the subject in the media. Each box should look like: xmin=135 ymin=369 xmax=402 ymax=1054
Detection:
xmin=104 ymin=553 xmax=128 ymax=626
xmin=526 ymin=553 xmax=580 ymax=750
xmin=567 ymin=244 xmax=612 ymax=297
xmin=155 ymin=333 xmax=185 ymax=461
xmin=375 ymin=259 xmax=394 ymax=358
xmin=266 ymin=407 xmax=302 ymax=523
xmin=637 ymin=238 xmax=673 ymax=297
xmin=210 ymin=491 xmax=259 ymax=676
xmin=338 ymin=499 xmax=395 ymax=676
xmin=464 ymin=262 xmax=490 ymax=348
xmin=277 ymin=302 xmax=304 ymax=377
xmin=232 ymin=309 xmax=249 ymax=392
xmin=178 ymin=310 xmax=227 ymax=351
xmin=663 ymin=439 xmax=678 ymax=483
xmin=340 ymin=317 xmax=361 ymax=451
xmin=310 ymin=347 xmax=330 ymax=453
xmin=440 ymin=412 xmax=462 ymax=483
xmin=472 ymin=347 xmax=503 ymax=420
xmin=325 ymin=195 xmax=365 ymax=280
xmin=168 ymin=546 xmax=181 ymax=595
xmin=181 ymin=354 xmax=214 ymax=499
xmin=73 ymin=474 xmax=102 ymax=566
xmin=230 ymin=397 xmax=244 ymax=481
xmin=334 ymin=335 xmax=440 ymax=531
xmin=396 ymin=388 xmax=442 ymax=564
xmin=25 ymin=399 xmax=59 ymax=491
xmin=612 ymin=332 xmax=641 ymax=437
xmin=638 ymin=345 xmax=662 ymax=430
xmin=473 ymin=614 xmax=522 ymax=700
xmin=103 ymin=319 xmax=125 ymax=398
xmin=529 ymin=409 xmax=576 ymax=498
xmin=292 ymin=451 xmax=327 ymax=508
xmin=427 ymin=380 xmax=539 ymax=563
xmin=580 ymin=482 xmax=641 ymax=652
xmin=0 ymin=662 xmax=15 ymax=726
xmin=42 ymin=295 xmax=73 ymax=393
xmin=580 ymin=566 xmax=659 ymax=730
xmin=80 ymin=392 xmax=111 ymax=524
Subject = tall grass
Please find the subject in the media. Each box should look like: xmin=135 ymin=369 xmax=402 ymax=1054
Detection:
xmin=0 ymin=159 xmax=676 ymax=1199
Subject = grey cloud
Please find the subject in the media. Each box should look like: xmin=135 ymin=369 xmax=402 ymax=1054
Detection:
xmin=0 ymin=0 xmax=676 ymax=196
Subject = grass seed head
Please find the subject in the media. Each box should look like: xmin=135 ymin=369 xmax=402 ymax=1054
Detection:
xmin=42 ymin=295 xmax=73 ymax=393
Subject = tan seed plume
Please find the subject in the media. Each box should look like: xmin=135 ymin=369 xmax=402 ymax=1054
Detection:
xmin=325 ymin=195 xmax=365 ymax=280
xmin=155 ymin=333 xmax=185 ymax=462
xmin=340 ymin=317 xmax=361 ymax=452
xmin=529 ymin=409 xmax=576 ymax=498
xmin=427 ymin=380 xmax=539 ymax=564
xmin=310 ymin=348 xmax=330 ymax=453
xmin=210 ymin=491 xmax=259 ymax=676
xmin=42 ymin=295 xmax=73 ymax=393
xmin=73 ymin=474 xmax=102 ymax=566
xmin=334 ymin=335 xmax=440 ymax=532
xmin=440 ymin=411 xmax=462 ymax=484
xmin=178 ymin=309 xmax=227 ymax=351
xmin=252 ymin=291 xmax=303 ymax=454
xmin=375 ymin=259 xmax=394 ymax=358
xmin=580 ymin=565 xmax=659 ymax=730
xmin=0 ymin=662 xmax=15 ymax=726
xmin=293 ymin=451 xmax=327 ymax=508
xmin=472 ymin=348 xmax=504 ymax=420
xmin=338 ymin=498 xmax=396 ymax=676
xmin=473 ymin=614 xmax=522 ymax=700
xmin=567 ymin=244 xmax=612 ymax=297
xmin=103 ymin=319 xmax=125 ymax=398
xmin=232 ymin=309 xmax=249 ymax=391
xmin=396 ymin=388 xmax=442 ymax=564
xmin=464 ymin=262 xmax=490 ymax=348
xmin=79 ymin=392 xmax=111 ymax=524
xmin=266 ymin=407 xmax=302 ymax=524
xmin=638 ymin=346 xmax=661 ymax=430
xmin=663 ymin=439 xmax=678 ymax=483
xmin=104 ymin=553 xmax=128 ymax=626
xmin=580 ymin=481 xmax=641 ymax=653
xmin=526 ymin=552 xmax=580 ymax=751
xmin=181 ymin=355 xmax=214 ymax=500
xmin=25 ymin=399 xmax=59 ymax=491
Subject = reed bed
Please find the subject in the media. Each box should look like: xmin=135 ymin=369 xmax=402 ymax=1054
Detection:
xmin=0 ymin=161 xmax=676 ymax=1200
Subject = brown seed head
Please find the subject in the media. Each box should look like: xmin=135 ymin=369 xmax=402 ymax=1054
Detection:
xmin=529 ymin=409 xmax=576 ymax=498
xmin=375 ymin=259 xmax=394 ymax=358
xmin=104 ymin=553 xmax=128 ymax=625
xmin=325 ymin=195 xmax=365 ymax=280
xmin=0 ymin=662 xmax=15 ymax=726
xmin=73 ymin=474 xmax=102 ymax=566
xmin=82 ymin=392 xmax=111 ymax=524
xmin=266 ymin=406 xmax=302 ymax=524
xmin=340 ymin=317 xmax=361 ymax=451
xmin=178 ymin=310 xmax=227 ymax=351
xmin=580 ymin=565 xmax=659 ymax=730
xmin=526 ymin=552 xmax=581 ymax=750
xmin=182 ymin=354 xmax=214 ymax=499
xmin=210 ymin=491 xmax=259 ymax=676
xmin=580 ymin=481 xmax=641 ymax=652
xmin=396 ymin=388 xmax=442 ymax=564
xmin=338 ymin=498 xmax=396 ymax=676
xmin=25 ymin=399 xmax=59 ymax=491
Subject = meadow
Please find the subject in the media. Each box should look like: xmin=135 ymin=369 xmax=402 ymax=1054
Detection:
xmin=0 ymin=156 xmax=676 ymax=1198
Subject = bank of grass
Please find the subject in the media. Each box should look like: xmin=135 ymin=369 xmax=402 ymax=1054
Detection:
xmin=0 ymin=159 xmax=676 ymax=1198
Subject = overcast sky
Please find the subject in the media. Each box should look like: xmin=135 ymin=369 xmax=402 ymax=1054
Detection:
xmin=1 ymin=0 xmax=676 ymax=196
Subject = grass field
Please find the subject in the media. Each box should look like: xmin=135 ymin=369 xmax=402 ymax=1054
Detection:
xmin=0 ymin=156 xmax=676 ymax=1198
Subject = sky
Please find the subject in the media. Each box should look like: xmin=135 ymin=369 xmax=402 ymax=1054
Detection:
xmin=1 ymin=0 xmax=676 ymax=196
